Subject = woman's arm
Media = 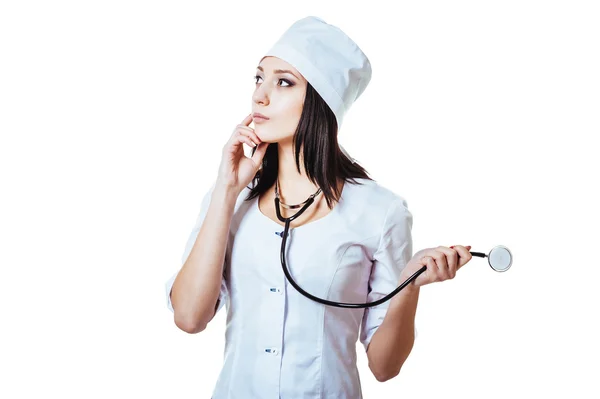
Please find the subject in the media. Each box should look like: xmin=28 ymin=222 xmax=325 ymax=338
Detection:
xmin=170 ymin=182 xmax=237 ymax=333
xmin=366 ymin=244 xmax=473 ymax=381
xmin=366 ymin=282 xmax=420 ymax=382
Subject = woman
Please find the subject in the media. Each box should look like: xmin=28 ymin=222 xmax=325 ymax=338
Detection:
xmin=166 ymin=16 xmax=473 ymax=399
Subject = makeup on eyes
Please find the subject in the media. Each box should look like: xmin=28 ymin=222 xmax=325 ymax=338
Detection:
xmin=253 ymin=75 xmax=294 ymax=87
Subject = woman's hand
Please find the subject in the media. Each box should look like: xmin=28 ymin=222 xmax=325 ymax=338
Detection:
xmin=400 ymin=245 xmax=473 ymax=288
xmin=217 ymin=113 xmax=269 ymax=193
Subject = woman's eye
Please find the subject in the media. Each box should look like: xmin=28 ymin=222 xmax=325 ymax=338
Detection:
xmin=253 ymin=75 xmax=293 ymax=87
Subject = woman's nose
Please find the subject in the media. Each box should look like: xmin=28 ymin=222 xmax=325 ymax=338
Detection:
xmin=253 ymin=89 xmax=268 ymax=105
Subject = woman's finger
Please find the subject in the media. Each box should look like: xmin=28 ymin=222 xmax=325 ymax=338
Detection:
xmin=418 ymin=256 xmax=438 ymax=287
xmin=240 ymin=113 xmax=253 ymax=126
xmin=452 ymin=245 xmax=473 ymax=269
xmin=430 ymin=249 xmax=451 ymax=281
xmin=436 ymin=246 xmax=458 ymax=279
xmin=236 ymin=126 xmax=262 ymax=145
xmin=236 ymin=133 xmax=256 ymax=148
xmin=251 ymin=141 xmax=269 ymax=163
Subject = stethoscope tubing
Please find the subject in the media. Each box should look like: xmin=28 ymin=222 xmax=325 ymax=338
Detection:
xmin=276 ymin=196 xmax=486 ymax=308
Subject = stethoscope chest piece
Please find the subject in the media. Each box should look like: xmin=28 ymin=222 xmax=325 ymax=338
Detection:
xmin=471 ymin=245 xmax=513 ymax=272
xmin=486 ymin=245 xmax=513 ymax=272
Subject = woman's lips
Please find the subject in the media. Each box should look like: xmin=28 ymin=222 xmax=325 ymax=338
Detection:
xmin=253 ymin=116 xmax=270 ymax=123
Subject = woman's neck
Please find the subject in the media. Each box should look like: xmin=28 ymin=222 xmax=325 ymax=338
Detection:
xmin=276 ymin=142 xmax=321 ymax=204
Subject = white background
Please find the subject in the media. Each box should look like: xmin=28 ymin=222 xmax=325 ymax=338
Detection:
xmin=1 ymin=1 xmax=598 ymax=398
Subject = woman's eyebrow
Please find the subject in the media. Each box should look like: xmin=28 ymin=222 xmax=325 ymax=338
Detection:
xmin=256 ymin=66 xmax=299 ymax=80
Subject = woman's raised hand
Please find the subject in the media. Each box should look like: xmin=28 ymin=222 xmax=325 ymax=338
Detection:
xmin=217 ymin=113 xmax=268 ymax=193
xmin=400 ymin=245 xmax=473 ymax=287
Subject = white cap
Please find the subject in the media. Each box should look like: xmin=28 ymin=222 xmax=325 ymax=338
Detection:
xmin=261 ymin=16 xmax=372 ymax=164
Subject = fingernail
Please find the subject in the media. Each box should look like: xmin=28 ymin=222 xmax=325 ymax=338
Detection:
xmin=450 ymin=246 xmax=455 ymax=249
xmin=466 ymin=245 xmax=472 ymax=249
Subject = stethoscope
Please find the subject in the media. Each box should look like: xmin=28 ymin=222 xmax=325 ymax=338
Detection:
xmin=275 ymin=191 xmax=513 ymax=309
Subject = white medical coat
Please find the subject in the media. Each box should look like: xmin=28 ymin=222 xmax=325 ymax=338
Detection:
xmin=165 ymin=177 xmax=415 ymax=398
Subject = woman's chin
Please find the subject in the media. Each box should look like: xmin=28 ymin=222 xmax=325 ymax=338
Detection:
xmin=252 ymin=128 xmax=268 ymax=141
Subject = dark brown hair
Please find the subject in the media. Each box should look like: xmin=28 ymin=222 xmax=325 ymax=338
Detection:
xmin=245 ymin=81 xmax=373 ymax=209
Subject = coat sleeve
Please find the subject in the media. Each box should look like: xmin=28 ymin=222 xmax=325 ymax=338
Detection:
xmin=359 ymin=197 xmax=417 ymax=352
xmin=164 ymin=180 xmax=228 ymax=315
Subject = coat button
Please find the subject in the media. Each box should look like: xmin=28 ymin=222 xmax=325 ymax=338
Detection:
xmin=265 ymin=347 xmax=279 ymax=355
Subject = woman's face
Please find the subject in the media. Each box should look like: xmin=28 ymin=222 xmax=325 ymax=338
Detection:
xmin=251 ymin=56 xmax=307 ymax=143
